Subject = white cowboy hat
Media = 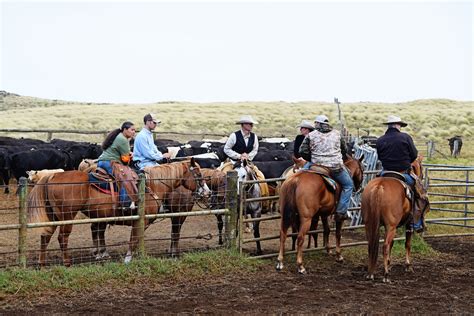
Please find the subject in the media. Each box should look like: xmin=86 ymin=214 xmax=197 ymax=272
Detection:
xmin=314 ymin=114 xmax=329 ymax=124
xmin=296 ymin=120 xmax=315 ymax=130
xmin=383 ymin=115 xmax=407 ymax=127
xmin=235 ymin=115 xmax=259 ymax=125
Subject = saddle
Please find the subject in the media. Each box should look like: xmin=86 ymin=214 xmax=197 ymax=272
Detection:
xmin=379 ymin=171 xmax=413 ymax=200
xmin=301 ymin=165 xmax=338 ymax=193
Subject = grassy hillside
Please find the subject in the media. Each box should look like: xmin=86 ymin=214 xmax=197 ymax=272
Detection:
xmin=0 ymin=93 xmax=473 ymax=158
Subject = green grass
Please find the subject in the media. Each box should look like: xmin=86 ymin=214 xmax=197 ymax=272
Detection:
xmin=0 ymin=249 xmax=264 ymax=296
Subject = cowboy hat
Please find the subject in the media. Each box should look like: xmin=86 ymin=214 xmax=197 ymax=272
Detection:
xmin=235 ymin=115 xmax=259 ymax=125
xmin=314 ymin=115 xmax=329 ymax=124
xmin=296 ymin=120 xmax=315 ymax=130
xmin=383 ymin=115 xmax=407 ymax=127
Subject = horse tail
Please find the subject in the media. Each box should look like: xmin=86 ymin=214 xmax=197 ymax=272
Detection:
xmin=362 ymin=183 xmax=382 ymax=271
xmin=27 ymin=174 xmax=54 ymax=229
xmin=280 ymin=177 xmax=298 ymax=229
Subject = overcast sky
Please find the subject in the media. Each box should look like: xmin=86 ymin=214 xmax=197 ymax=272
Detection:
xmin=1 ymin=1 xmax=472 ymax=103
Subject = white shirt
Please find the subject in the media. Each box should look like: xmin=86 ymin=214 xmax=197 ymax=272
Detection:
xmin=224 ymin=129 xmax=259 ymax=161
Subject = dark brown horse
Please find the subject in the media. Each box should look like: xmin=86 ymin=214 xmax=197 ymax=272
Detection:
xmin=165 ymin=168 xmax=226 ymax=257
xmin=361 ymin=156 xmax=429 ymax=282
xmin=276 ymin=155 xmax=365 ymax=274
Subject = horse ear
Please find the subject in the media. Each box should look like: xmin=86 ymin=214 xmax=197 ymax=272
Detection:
xmin=359 ymin=154 xmax=364 ymax=163
xmin=190 ymin=157 xmax=196 ymax=167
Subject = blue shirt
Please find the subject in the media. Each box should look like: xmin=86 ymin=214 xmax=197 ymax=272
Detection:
xmin=132 ymin=128 xmax=163 ymax=169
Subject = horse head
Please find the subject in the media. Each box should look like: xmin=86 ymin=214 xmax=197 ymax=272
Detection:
xmin=411 ymin=155 xmax=424 ymax=179
xmin=181 ymin=157 xmax=211 ymax=199
xmin=344 ymin=154 xmax=365 ymax=192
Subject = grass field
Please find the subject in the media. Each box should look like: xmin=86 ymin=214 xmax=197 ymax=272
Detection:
xmin=1 ymin=93 xmax=473 ymax=158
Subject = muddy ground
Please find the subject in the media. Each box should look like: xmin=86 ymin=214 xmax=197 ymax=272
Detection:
xmin=1 ymin=237 xmax=473 ymax=314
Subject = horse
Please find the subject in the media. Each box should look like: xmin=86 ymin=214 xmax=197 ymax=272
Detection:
xmin=361 ymin=155 xmax=429 ymax=282
xmin=276 ymin=155 xmax=365 ymax=274
xmin=164 ymin=168 xmax=224 ymax=257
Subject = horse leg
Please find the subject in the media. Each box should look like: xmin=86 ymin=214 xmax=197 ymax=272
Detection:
xmin=216 ymin=214 xmax=224 ymax=245
xmin=291 ymin=222 xmax=297 ymax=251
xmin=39 ymin=226 xmax=57 ymax=267
xmin=383 ymin=226 xmax=397 ymax=283
xmin=405 ymin=224 xmax=414 ymax=272
xmin=91 ymin=223 xmax=99 ymax=257
xmin=58 ymin=224 xmax=73 ymax=267
xmin=251 ymin=211 xmax=262 ymax=255
xmin=244 ymin=214 xmax=253 ymax=233
xmin=321 ymin=216 xmax=332 ymax=254
xmin=307 ymin=216 xmax=319 ymax=249
xmin=296 ymin=217 xmax=312 ymax=274
xmin=170 ymin=217 xmax=186 ymax=258
xmin=97 ymin=222 xmax=110 ymax=259
xmin=276 ymin=213 xmax=292 ymax=271
xmin=124 ymin=224 xmax=140 ymax=264
xmin=335 ymin=219 xmax=344 ymax=262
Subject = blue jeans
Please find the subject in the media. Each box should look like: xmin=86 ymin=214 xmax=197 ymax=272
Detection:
xmin=97 ymin=160 xmax=131 ymax=206
xmin=380 ymin=170 xmax=415 ymax=186
xmin=332 ymin=168 xmax=354 ymax=215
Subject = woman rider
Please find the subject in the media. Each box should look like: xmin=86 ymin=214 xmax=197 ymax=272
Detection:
xmin=97 ymin=121 xmax=136 ymax=208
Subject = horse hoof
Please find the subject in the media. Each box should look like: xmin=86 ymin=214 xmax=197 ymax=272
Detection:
xmin=298 ymin=267 xmax=307 ymax=275
xmin=335 ymin=255 xmax=344 ymax=263
xmin=244 ymin=227 xmax=253 ymax=234
xmin=405 ymin=265 xmax=414 ymax=273
xmin=96 ymin=251 xmax=111 ymax=260
xmin=124 ymin=255 xmax=132 ymax=264
xmin=275 ymin=262 xmax=284 ymax=271
xmin=366 ymin=274 xmax=374 ymax=281
xmin=382 ymin=277 xmax=391 ymax=283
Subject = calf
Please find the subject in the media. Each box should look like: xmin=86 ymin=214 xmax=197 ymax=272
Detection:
xmin=27 ymin=169 xmax=64 ymax=183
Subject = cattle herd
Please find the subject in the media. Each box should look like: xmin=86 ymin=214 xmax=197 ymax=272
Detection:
xmin=0 ymin=135 xmax=299 ymax=193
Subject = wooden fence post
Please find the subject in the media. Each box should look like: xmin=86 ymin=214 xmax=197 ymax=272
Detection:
xmin=18 ymin=177 xmax=28 ymax=268
xmin=224 ymin=171 xmax=238 ymax=250
xmin=46 ymin=131 xmax=53 ymax=142
xmin=137 ymin=173 xmax=146 ymax=257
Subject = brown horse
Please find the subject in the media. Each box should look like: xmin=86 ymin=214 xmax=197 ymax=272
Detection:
xmin=276 ymin=155 xmax=365 ymax=274
xmin=361 ymin=156 xmax=429 ymax=282
xmin=27 ymin=163 xmax=157 ymax=267
xmin=164 ymin=168 xmax=224 ymax=257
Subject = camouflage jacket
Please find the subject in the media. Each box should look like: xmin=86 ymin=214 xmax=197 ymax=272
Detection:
xmin=299 ymin=126 xmax=346 ymax=169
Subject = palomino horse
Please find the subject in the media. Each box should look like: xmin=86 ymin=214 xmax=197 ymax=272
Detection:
xmin=276 ymin=155 xmax=365 ymax=274
xmin=361 ymin=156 xmax=429 ymax=282
xmin=163 ymin=168 xmax=224 ymax=257
xmin=27 ymin=164 xmax=158 ymax=267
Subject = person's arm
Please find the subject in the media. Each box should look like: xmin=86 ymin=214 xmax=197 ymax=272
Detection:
xmin=223 ymin=133 xmax=241 ymax=160
xmin=407 ymin=134 xmax=418 ymax=163
xmin=134 ymin=134 xmax=163 ymax=161
xmin=299 ymin=136 xmax=312 ymax=162
xmin=248 ymin=135 xmax=259 ymax=161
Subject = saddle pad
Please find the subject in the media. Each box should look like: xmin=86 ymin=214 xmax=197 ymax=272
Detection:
xmin=88 ymin=173 xmax=117 ymax=194
xmin=380 ymin=171 xmax=406 ymax=182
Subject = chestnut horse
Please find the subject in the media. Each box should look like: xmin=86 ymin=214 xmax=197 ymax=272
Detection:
xmin=276 ymin=155 xmax=365 ymax=274
xmin=361 ymin=156 xmax=429 ymax=282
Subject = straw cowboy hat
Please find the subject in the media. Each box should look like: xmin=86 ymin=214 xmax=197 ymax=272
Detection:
xmin=296 ymin=120 xmax=315 ymax=130
xmin=383 ymin=115 xmax=408 ymax=127
xmin=314 ymin=115 xmax=330 ymax=124
xmin=235 ymin=115 xmax=259 ymax=124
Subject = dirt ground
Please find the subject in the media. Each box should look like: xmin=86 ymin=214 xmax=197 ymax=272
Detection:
xmin=1 ymin=236 xmax=473 ymax=314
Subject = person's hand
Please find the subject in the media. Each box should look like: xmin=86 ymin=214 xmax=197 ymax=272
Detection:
xmin=129 ymin=152 xmax=134 ymax=159
xmin=240 ymin=153 xmax=249 ymax=161
xmin=163 ymin=152 xmax=172 ymax=159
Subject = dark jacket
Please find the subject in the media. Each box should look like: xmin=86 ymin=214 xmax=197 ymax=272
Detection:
xmin=376 ymin=128 xmax=418 ymax=172
xmin=232 ymin=130 xmax=255 ymax=154
xmin=293 ymin=134 xmax=305 ymax=158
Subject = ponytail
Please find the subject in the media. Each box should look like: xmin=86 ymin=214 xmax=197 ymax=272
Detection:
xmin=102 ymin=121 xmax=134 ymax=150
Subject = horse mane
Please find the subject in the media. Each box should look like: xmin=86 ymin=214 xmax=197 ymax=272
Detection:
xmin=145 ymin=161 xmax=189 ymax=188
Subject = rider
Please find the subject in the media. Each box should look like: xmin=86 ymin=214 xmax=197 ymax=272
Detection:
xmin=133 ymin=113 xmax=171 ymax=170
xmin=299 ymin=115 xmax=353 ymax=222
xmin=376 ymin=115 xmax=426 ymax=232
xmin=293 ymin=120 xmax=315 ymax=168
xmin=223 ymin=115 xmax=259 ymax=162
xmin=97 ymin=121 xmax=136 ymax=208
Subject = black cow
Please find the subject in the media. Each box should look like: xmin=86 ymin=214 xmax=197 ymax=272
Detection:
xmin=253 ymin=160 xmax=293 ymax=180
xmin=10 ymin=148 xmax=72 ymax=181
xmin=0 ymin=148 xmax=10 ymax=193
xmin=193 ymin=158 xmax=222 ymax=169
xmin=176 ymin=147 xmax=210 ymax=157
xmin=254 ymin=149 xmax=292 ymax=162
xmin=448 ymin=136 xmax=463 ymax=158
xmin=259 ymin=141 xmax=291 ymax=151
xmin=0 ymin=136 xmax=46 ymax=146
xmin=63 ymin=143 xmax=102 ymax=169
